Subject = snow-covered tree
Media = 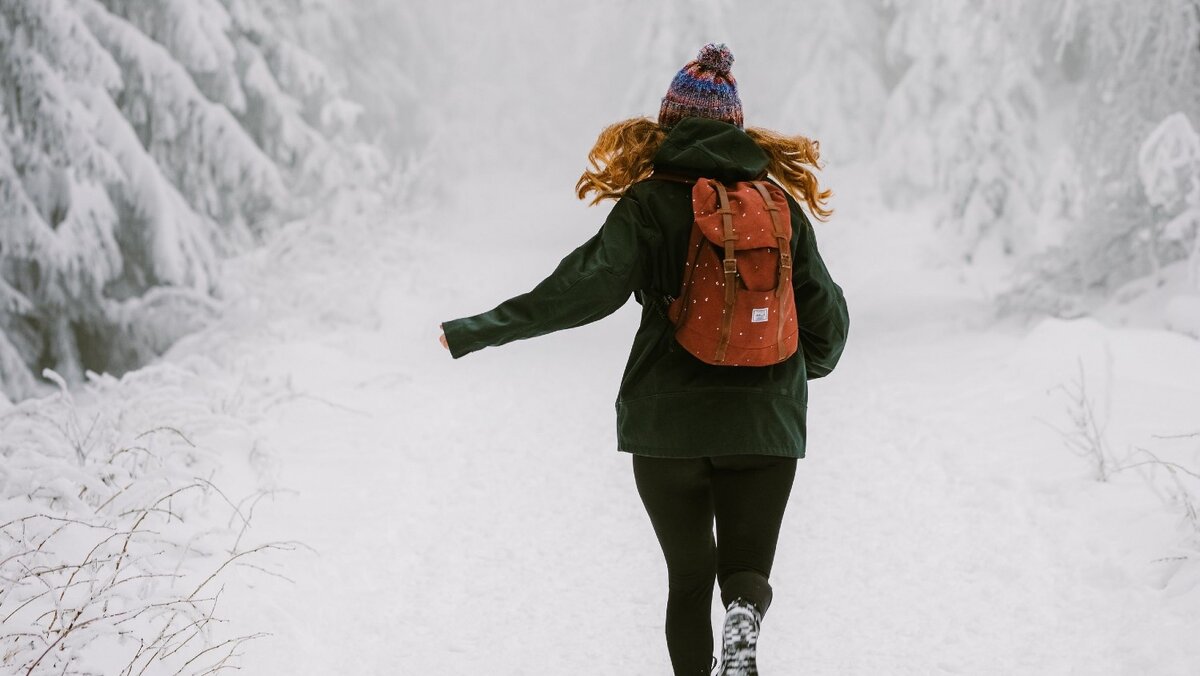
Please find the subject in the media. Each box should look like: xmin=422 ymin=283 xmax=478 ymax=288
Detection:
xmin=1139 ymin=112 xmax=1200 ymax=290
xmin=322 ymin=1 xmax=433 ymax=161
xmin=877 ymin=0 xmax=1200 ymax=314
xmin=879 ymin=1 xmax=1044 ymax=270
xmin=95 ymin=0 xmax=392 ymax=193
xmin=2 ymin=0 xmax=128 ymax=387
xmin=0 ymin=0 xmax=384 ymax=402
xmin=1028 ymin=0 xmax=1200 ymax=305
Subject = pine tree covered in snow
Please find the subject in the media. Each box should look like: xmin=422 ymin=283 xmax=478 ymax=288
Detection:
xmin=876 ymin=0 xmax=1200 ymax=314
xmin=1139 ymin=112 xmax=1200 ymax=288
xmin=0 ymin=0 xmax=382 ymax=402
xmin=1021 ymin=0 xmax=1200 ymax=311
xmin=1139 ymin=111 xmax=1200 ymax=337
xmin=328 ymin=2 xmax=433 ymax=160
xmin=1 ymin=0 xmax=128 ymax=392
xmin=879 ymin=1 xmax=1044 ymax=271
xmin=108 ymin=0 xmax=378 ymax=193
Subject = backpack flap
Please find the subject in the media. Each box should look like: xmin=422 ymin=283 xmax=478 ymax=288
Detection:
xmin=692 ymin=178 xmax=792 ymax=249
xmin=692 ymin=179 xmax=792 ymax=290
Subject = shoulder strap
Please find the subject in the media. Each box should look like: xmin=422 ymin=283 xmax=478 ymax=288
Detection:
xmin=751 ymin=181 xmax=794 ymax=362
xmin=714 ymin=181 xmax=738 ymax=363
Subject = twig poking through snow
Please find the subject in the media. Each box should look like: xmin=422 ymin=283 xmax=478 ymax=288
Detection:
xmin=1041 ymin=358 xmax=1114 ymax=481
xmin=0 ymin=356 xmax=298 ymax=674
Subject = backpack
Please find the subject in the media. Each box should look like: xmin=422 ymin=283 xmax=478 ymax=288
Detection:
xmin=657 ymin=174 xmax=798 ymax=366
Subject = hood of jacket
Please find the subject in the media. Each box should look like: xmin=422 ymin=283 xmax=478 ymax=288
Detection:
xmin=652 ymin=117 xmax=769 ymax=182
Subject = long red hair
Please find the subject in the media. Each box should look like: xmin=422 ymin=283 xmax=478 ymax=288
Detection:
xmin=575 ymin=117 xmax=833 ymax=221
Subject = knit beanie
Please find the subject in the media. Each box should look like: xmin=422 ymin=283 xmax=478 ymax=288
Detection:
xmin=658 ymin=43 xmax=743 ymax=130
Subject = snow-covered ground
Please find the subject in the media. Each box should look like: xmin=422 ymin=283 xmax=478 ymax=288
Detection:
xmin=196 ymin=171 xmax=1200 ymax=674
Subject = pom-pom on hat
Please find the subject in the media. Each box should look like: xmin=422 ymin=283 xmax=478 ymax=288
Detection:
xmin=658 ymin=43 xmax=743 ymax=130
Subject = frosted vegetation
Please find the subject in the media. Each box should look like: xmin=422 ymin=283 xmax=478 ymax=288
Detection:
xmin=0 ymin=185 xmax=390 ymax=673
xmin=3 ymin=0 xmax=1199 ymax=403
xmin=1 ymin=0 xmax=1198 ymax=673
xmin=0 ymin=355 xmax=296 ymax=673
xmin=0 ymin=0 xmax=391 ymax=402
xmin=0 ymin=1 xmax=402 ymax=672
xmin=611 ymin=1 xmax=1200 ymax=322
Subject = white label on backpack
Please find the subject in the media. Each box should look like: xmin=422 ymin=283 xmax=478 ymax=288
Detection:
xmin=751 ymin=307 xmax=769 ymax=323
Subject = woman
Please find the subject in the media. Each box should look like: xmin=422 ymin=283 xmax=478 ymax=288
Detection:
xmin=438 ymin=43 xmax=849 ymax=676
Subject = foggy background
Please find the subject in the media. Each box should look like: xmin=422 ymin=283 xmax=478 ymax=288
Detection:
xmin=2 ymin=1 xmax=1199 ymax=674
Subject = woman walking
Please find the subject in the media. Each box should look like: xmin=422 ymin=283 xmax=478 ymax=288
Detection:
xmin=439 ymin=44 xmax=849 ymax=676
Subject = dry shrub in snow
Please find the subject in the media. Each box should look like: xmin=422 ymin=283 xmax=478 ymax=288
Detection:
xmin=1048 ymin=391 xmax=1200 ymax=595
xmin=1042 ymin=346 xmax=1200 ymax=586
xmin=1116 ymin=437 xmax=1200 ymax=576
xmin=1044 ymin=358 xmax=1115 ymax=482
xmin=0 ymin=359 xmax=296 ymax=674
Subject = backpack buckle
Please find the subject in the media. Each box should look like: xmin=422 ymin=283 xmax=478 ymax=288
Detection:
xmin=723 ymin=259 xmax=738 ymax=274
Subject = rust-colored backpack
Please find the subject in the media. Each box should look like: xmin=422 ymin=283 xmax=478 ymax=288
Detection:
xmin=662 ymin=175 xmax=798 ymax=366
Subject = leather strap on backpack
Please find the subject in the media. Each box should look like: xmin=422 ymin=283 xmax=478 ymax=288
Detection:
xmin=752 ymin=181 xmax=793 ymax=362
xmin=714 ymin=181 xmax=738 ymax=363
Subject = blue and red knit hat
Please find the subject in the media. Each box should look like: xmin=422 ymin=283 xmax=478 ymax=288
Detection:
xmin=658 ymin=43 xmax=743 ymax=130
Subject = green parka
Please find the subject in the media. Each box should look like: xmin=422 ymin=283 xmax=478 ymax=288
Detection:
xmin=442 ymin=117 xmax=849 ymax=459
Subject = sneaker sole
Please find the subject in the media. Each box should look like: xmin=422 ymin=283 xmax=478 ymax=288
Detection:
xmin=720 ymin=606 xmax=759 ymax=676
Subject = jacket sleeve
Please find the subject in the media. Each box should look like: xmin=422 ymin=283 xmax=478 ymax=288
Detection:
xmin=441 ymin=194 xmax=656 ymax=359
xmin=789 ymin=200 xmax=849 ymax=380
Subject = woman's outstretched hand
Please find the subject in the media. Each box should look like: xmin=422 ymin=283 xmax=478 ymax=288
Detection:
xmin=438 ymin=324 xmax=449 ymax=351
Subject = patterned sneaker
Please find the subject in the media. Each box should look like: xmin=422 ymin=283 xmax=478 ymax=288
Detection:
xmin=719 ymin=598 xmax=761 ymax=675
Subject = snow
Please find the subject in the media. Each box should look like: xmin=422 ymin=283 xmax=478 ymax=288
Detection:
xmin=4 ymin=3 xmax=1200 ymax=672
xmin=0 ymin=353 xmax=285 ymax=673
xmin=183 ymin=170 xmax=1200 ymax=674
xmin=4 ymin=156 xmax=1197 ymax=673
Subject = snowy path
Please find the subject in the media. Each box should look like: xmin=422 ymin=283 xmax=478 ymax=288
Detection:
xmin=221 ymin=179 xmax=1200 ymax=675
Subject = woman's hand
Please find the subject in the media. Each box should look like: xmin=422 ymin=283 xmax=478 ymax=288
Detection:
xmin=438 ymin=324 xmax=449 ymax=351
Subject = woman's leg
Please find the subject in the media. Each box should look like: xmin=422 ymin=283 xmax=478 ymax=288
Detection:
xmin=632 ymin=454 xmax=719 ymax=676
xmin=709 ymin=454 xmax=798 ymax=616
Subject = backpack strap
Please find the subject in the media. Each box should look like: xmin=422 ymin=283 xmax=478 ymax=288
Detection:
xmin=658 ymin=170 xmax=720 ymax=336
xmin=673 ymin=220 xmax=706 ymax=328
xmin=752 ymin=181 xmax=794 ymax=362
xmin=714 ymin=181 xmax=738 ymax=363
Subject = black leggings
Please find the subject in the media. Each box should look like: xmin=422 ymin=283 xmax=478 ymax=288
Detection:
xmin=633 ymin=454 xmax=798 ymax=676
